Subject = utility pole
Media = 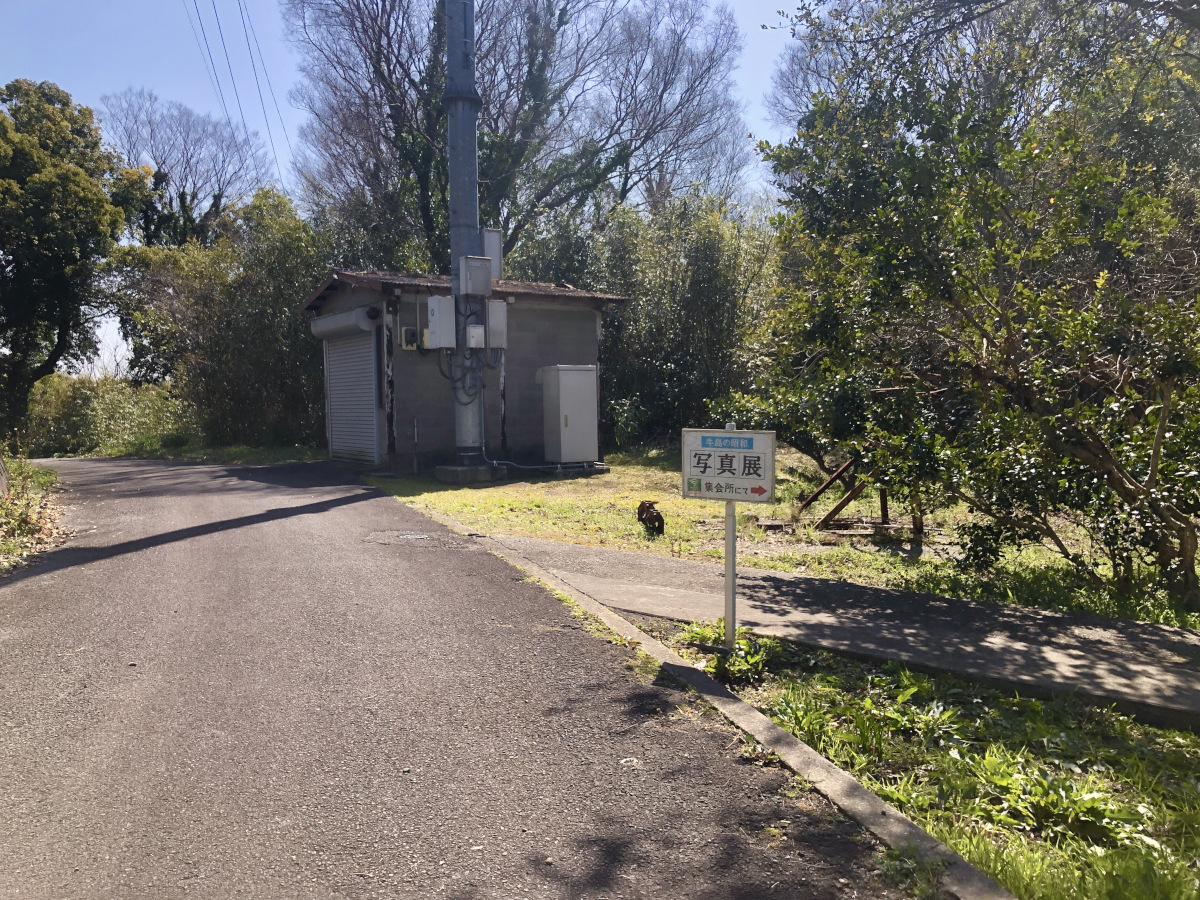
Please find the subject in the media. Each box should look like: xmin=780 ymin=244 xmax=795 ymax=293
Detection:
xmin=444 ymin=0 xmax=486 ymax=468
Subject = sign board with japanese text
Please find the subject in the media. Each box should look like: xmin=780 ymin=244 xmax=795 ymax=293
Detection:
xmin=681 ymin=429 xmax=776 ymax=503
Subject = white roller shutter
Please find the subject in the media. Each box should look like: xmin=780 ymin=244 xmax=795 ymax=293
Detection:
xmin=326 ymin=332 xmax=379 ymax=464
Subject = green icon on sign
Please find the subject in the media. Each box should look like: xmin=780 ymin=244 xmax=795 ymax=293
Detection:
xmin=686 ymin=477 xmax=702 ymax=492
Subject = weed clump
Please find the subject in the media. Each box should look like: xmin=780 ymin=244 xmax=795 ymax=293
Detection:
xmin=0 ymin=458 xmax=59 ymax=573
xmin=675 ymin=631 xmax=1200 ymax=900
xmin=680 ymin=618 xmax=789 ymax=685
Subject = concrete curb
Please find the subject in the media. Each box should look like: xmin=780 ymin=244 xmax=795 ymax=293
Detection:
xmin=416 ymin=508 xmax=1013 ymax=900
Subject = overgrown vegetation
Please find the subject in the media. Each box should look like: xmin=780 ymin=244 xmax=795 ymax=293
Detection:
xmin=0 ymin=457 xmax=59 ymax=574
xmin=111 ymin=189 xmax=328 ymax=446
xmin=672 ymin=623 xmax=1200 ymax=900
xmin=20 ymin=373 xmax=196 ymax=457
xmin=588 ymin=196 xmax=776 ymax=445
xmin=729 ymin=0 xmax=1200 ymax=609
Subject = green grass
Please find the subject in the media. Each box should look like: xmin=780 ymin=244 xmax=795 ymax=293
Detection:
xmin=371 ymin=450 xmax=1200 ymax=629
xmin=1 ymin=457 xmax=60 ymax=574
xmin=670 ymin=626 xmax=1200 ymax=900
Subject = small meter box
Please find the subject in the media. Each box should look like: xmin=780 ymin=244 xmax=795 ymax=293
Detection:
xmin=537 ymin=365 xmax=598 ymax=463
xmin=459 ymin=256 xmax=493 ymax=296
xmin=426 ymin=296 xmax=456 ymax=349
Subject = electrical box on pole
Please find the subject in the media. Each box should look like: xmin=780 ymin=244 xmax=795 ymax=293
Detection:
xmin=483 ymin=228 xmax=503 ymax=280
xmin=459 ymin=256 xmax=493 ymax=297
xmin=486 ymin=299 xmax=508 ymax=348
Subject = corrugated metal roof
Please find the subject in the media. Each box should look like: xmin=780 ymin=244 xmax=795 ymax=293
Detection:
xmin=300 ymin=269 xmax=625 ymax=313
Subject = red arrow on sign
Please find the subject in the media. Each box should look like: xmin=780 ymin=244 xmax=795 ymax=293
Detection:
xmin=750 ymin=485 xmax=767 ymax=497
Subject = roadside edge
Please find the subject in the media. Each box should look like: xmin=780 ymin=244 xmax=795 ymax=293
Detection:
xmin=414 ymin=506 xmax=1013 ymax=900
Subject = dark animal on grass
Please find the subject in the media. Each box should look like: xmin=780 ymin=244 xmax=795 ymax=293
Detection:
xmin=637 ymin=500 xmax=665 ymax=536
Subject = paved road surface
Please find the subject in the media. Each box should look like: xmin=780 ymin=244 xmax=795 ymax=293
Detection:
xmin=488 ymin=536 xmax=1200 ymax=730
xmin=0 ymin=459 xmax=900 ymax=900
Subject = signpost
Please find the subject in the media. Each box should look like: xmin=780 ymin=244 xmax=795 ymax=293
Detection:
xmin=682 ymin=425 xmax=776 ymax=648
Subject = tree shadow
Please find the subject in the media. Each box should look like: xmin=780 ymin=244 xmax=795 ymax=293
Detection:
xmin=4 ymin=460 xmax=380 ymax=587
xmin=734 ymin=569 xmax=1200 ymax=728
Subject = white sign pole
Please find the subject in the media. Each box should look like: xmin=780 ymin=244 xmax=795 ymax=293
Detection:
xmin=723 ymin=422 xmax=737 ymax=649
xmin=681 ymin=423 xmax=774 ymax=651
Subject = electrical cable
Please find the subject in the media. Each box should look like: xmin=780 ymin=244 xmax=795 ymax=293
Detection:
xmin=190 ymin=0 xmax=239 ymax=142
xmin=242 ymin=0 xmax=294 ymax=159
xmin=179 ymin=0 xmax=222 ymax=104
xmin=235 ymin=0 xmax=283 ymax=182
xmin=210 ymin=0 xmax=255 ymax=148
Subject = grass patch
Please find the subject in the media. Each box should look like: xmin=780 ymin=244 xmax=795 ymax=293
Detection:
xmin=1 ymin=457 xmax=61 ymax=574
xmin=881 ymin=843 xmax=947 ymax=900
xmin=371 ymin=450 xmax=1200 ymax=629
xmin=626 ymin=650 xmax=663 ymax=682
xmin=670 ymin=624 xmax=1200 ymax=900
xmin=523 ymin=575 xmax=632 ymax=646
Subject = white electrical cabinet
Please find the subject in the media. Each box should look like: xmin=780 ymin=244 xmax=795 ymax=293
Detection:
xmin=426 ymin=296 xmax=457 ymax=349
xmin=538 ymin=365 xmax=598 ymax=463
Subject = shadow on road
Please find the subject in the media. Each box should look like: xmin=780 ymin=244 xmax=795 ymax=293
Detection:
xmin=3 ymin=486 xmax=378 ymax=589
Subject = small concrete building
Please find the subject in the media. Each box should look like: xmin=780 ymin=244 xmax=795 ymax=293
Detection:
xmin=300 ymin=270 xmax=621 ymax=469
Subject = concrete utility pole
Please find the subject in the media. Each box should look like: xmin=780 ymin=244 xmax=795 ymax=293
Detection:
xmin=444 ymin=0 xmax=486 ymax=468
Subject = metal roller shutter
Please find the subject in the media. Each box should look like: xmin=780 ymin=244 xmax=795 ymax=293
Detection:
xmin=326 ymin=332 xmax=379 ymax=463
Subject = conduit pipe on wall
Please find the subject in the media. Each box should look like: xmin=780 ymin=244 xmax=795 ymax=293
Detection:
xmin=309 ymin=306 xmax=380 ymax=340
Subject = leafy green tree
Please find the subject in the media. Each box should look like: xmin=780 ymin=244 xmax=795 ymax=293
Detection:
xmin=587 ymin=193 xmax=776 ymax=446
xmin=744 ymin=3 xmax=1200 ymax=605
xmin=116 ymin=190 xmax=329 ymax=446
xmin=0 ymin=80 xmax=126 ymax=435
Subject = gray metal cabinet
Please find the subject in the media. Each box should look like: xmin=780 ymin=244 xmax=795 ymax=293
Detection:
xmin=539 ymin=365 xmax=598 ymax=463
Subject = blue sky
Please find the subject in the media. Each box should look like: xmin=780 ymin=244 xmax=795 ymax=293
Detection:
xmin=2 ymin=0 xmax=795 ymax=368
xmin=1 ymin=0 xmax=796 ymax=187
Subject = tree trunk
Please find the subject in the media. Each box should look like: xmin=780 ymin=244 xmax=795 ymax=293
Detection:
xmin=1156 ymin=521 xmax=1200 ymax=611
xmin=0 ymin=455 xmax=8 ymax=496
xmin=1177 ymin=524 xmax=1200 ymax=612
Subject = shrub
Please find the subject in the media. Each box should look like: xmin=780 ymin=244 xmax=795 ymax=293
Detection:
xmin=20 ymin=373 xmax=197 ymax=457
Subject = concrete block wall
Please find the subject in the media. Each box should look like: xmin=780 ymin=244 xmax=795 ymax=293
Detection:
xmin=487 ymin=302 xmax=600 ymax=461
xmin=382 ymin=294 xmax=601 ymax=469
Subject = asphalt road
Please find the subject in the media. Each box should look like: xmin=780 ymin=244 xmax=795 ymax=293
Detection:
xmin=0 ymin=459 xmax=901 ymax=900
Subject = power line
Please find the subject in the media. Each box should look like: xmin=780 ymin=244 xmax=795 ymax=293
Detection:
xmin=235 ymin=0 xmax=283 ymax=182
xmin=209 ymin=0 xmax=256 ymax=150
xmin=189 ymin=0 xmax=238 ymax=141
xmin=179 ymin=0 xmax=222 ymax=104
xmin=241 ymin=1 xmax=295 ymax=161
